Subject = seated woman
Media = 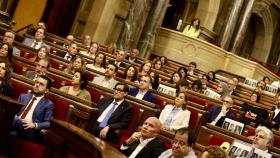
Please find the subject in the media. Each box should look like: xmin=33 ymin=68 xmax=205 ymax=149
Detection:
xmin=150 ymin=71 xmax=159 ymax=90
xmin=182 ymin=18 xmax=201 ymax=38
xmin=240 ymin=91 xmax=269 ymax=126
xmin=263 ymin=76 xmax=270 ymax=85
xmin=0 ymin=43 xmax=13 ymax=64
xmin=208 ymin=71 xmax=216 ymax=82
xmin=80 ymin=42 xmax=99 ymax=58
xmin=29 ymin=46 xmax=49 ymax=62
xmin=23 ymin=46 xmax=50 ymax=72
xmin=201 ymin=74 xmax=210 ymax=89
xmin=159 ymin=92 xmax=190 ymax=131
xmin=64 ymin=55 xmax=86 ymax=75
xmin=123 ymin=65 xmax=138 ymax=82
xmin=153 ymin=59 xmax=163 ymax=71
xmin=168 ymin=72 xmax=182 ymax=85
xmin=191 ymin=80 xmax=202 ymax=93
xmin=106 ymin=42 xmax=116 ymax=55
xmin=177 ymin=67 xmax=188 ymax=80
xmin=0 ymin=61 xmax=13 ymax=97
xmin=138 ymin=61 xmax=152 ymax=77
xmin=207 ymin=96 xmax=234 ymax=127
xmin=160 ymin=56 xmax=168 ymax=66
xmin=86 ymin=52 xmax=106 ymax=73
xmin=215 ymin=82 xmax=228 ymax=99
xmin=60 ymin=70 xmax=91 ymax=101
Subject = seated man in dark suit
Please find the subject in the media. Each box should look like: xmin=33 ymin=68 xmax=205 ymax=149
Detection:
xmin=22 ymin=27 xmax=50 ymax=50
xmin=272 ymin=95 xmax=280 ymax=130
xmin=56 ymin=35 xmax=74 ymax=48
xmin=126 ymin=49 xmax=141 ymax=64
xmin=56 ymin=43 xmax=78 ymax=61
xmin=109 ymin=50 xmax=127 ymax=68
xmin=120 ymin=117 xmax=165 ymax=158
xmin=207 ymin=96 xmax=235 ymax=127
xmin=92 ymin=82 xmax=132 ymax=143
xmin=10 ymin=75 xmax=53 ymax=141
xmin=25 ymin=58 xmax=49 ymax=81
xmin=129 ymin=75 xmax=156 ymax=103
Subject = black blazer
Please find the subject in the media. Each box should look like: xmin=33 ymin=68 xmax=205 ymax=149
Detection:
xmin=108 ymin=60 xmax=127 ymax=68
xmin=97 ymin=97 xmax=132 ymax=130
xmin=121 ymin=138 xmax=165 ymax=158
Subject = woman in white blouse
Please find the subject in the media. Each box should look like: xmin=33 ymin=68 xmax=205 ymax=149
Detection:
xmin=159 ymin=92 xmax=191 ymax=131
xmin=86 ymin=52 xmax=106 ymax=73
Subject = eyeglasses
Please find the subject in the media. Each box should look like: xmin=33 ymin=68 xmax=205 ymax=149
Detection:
xmin=171 ymin=140 xmax=187 ymax=146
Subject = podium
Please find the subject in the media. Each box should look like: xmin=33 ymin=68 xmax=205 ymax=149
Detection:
xmin=0 ymin=95 xmax=23 ymax=153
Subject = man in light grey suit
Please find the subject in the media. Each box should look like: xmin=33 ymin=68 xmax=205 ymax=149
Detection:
xmin=22 ymin=27 xmax=50 ymax=50
xmin=92 ymin=63 xmax=118 ymax=90
xmin=3 ymin=31 xmax=20 ymax=56
xmin=25 ymin=58 xmax=49 ymax=80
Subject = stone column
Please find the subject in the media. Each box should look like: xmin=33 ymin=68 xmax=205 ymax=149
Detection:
xmin=219 ymin=0 xmax=244 ymax=50
xmin=118 ymin=0 xmax=154 ymax=51
xmin=230 ymin=0 xmax=255 ymax=54
xmin=137 ymin=0 xmax=170 ymax=58
xmin=0 ymin=0 xmax=14 ymax=29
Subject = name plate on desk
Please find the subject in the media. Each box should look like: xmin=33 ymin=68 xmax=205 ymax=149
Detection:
xmin=204 ymin=88 xmax=221 ymax=100
xmin=244 ymin=78 xmax=257 ymax=88
xmin=157 ymin=84 xmax=176 ymax=97
xmin=265 ymin=84 xmax=278 ymax=95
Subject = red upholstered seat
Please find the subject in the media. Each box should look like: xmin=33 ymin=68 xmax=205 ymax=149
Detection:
xmin=87 ymin=87 xmax=103 ymax=103
xmin=187 ymin=106 xmax=206 ymax=133
xmin=207 ymin=134 xmax=230 ymax=146
xmin=274 ymin=136 xmax=280 ymax=148
xmin=12 ymin=140 xmax=44 ymax=158
xmin=109 ymin=106 xmax=143 ymax=148
xmin=46 ymin=94 xmax=70 ymax=121
xmin=188 ymin=96 xmax=206 ymax=106
xmin=10 ymin=79 xmax=31 ymax=100
xmin=155 ymin=96 xmax=171 ymax=110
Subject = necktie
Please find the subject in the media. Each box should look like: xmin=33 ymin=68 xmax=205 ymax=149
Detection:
xmin=99 ymin=102 xmax=117 ymax=127
xmin=32 ymin=42 xmax=38 ymax=48
xmin=164 ymin=107 xmax=180 ymax=126
xmin=21 ymin=97 xmax=36 ymax=119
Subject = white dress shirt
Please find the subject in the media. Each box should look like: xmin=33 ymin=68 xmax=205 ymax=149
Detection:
xmin=31 ymin=41 xmax=43 ymax=49
xmin=120 ymin=137 xmax=155 ymax=158
xmin=97 ymin=99 xmax=124 ymax=123
xmin=210 ymin=111 xmax=224 ymax=125
xmin=19 ymin=95 xmax=44 ymax=122
xmin=135 ymin=90 xmax=148 ymax=100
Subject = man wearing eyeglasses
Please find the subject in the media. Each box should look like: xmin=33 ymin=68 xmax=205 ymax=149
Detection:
xmin=207 ymin=96 xmax=235 ymax=127
xmin=159 ymin=128 xmax=197 ymax=158
xmin=92 ymin=82 xmax=132 ymax=143
xmin=2 ymin=31 xmax=20 ymax=56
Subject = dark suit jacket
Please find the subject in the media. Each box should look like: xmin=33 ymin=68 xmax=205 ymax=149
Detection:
xmin=93 ymin=97 xmax=132 ymax=143
xmin=125 ymin=56 xmax=141 ymax=64
xmin=25 ymin=71 xmax=36 ymax=80
xmin=97 ymin=97 xmax=132 ymax=130
xmin=56 ymin=51 xmax=75 ymax=61
xmin=129 ymin=88 xmax=156 ymax=103
xmin=18 ymin=93 xmax=54 ymax=129
xmin=207 ymin=105 xmax=235 ymax=127
xmin=109 ymin=60 xmax=127 ymax=68
xmin=121 ymin=138 xmax=165 ymax=158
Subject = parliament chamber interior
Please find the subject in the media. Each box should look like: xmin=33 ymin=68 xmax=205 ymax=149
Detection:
xmin=0 ymin=0 xmax=280 ymax=158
